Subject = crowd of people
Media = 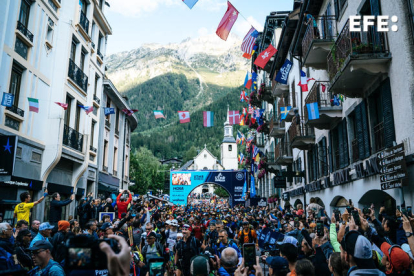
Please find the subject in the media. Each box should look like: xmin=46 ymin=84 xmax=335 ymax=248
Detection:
xmin=2 ymin=189 xmax=414 ymax=276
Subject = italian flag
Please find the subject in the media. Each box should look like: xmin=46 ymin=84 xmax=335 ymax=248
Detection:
xmin=28 ymin=98 xmax=39 ymax=113
xmin=153 ymin=110 xmax=165 ymax=119
xmin=203 ymin=111 xmax=214 ymax=127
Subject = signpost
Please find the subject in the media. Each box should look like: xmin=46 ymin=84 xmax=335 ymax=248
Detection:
xmin=377 ymin=143 xmax=407 ymax=190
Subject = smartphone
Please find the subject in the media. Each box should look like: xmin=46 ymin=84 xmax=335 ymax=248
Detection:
xmin=149 ymin=258 xmax=164 ymax=276
xmin=402 ymin=207 xmax=408 ymax=217
xmin=363 ymin=208 xmax=371 ymax=215
xmin=243 ymin=243 xmax=256 ymax=268
xmin=351 ymin=210 xmax=361 ymax=226
xmin=316 ymin=220 xmax=324 ymax=237
xmin=334 ymin=210 xmax=341 ymax=221
xmin=346 ymin=206 xmax=353 ymax=213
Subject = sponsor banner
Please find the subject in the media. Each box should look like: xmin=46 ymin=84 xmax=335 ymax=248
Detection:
xmin=170 ymin=171 xmax=245 ymax=207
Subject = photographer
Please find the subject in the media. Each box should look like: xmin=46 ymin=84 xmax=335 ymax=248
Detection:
xmin=77 ymin=192 xmax=94 ymax=229
xmin=49 ymin=192 xmax=75 ymax=228
xmin=116 ymin=190 xmax=132 ymax=219
xmin=15 ymin=229 xmax=34 ymax=270
xmin=51 ymin=220 xmax=70 ymax=264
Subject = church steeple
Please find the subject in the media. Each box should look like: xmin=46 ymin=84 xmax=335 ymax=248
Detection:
xmin=223 ymin=104 xmax=236 ymax=143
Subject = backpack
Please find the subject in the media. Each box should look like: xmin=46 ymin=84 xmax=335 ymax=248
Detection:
xmin=239 ymin=230 xmax=253 ymax=245
xmin=142 ymin=241 xmax=163 ymax=261
xmin=76 ymin=205 xmax=85 ymax=217
xmin=177 ymin=236 xmax=199 ymax=258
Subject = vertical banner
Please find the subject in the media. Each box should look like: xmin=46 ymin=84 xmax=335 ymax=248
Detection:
xmin=0 ymin=136 xmax=18 ymax=176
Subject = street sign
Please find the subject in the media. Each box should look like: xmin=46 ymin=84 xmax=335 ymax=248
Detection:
xmin=380 ymin=171 xmax=407 ymax=183
xmin=376 ymin=143 xmax=404 ymax=160
xmin=381 ymin=180 xmax=402 ymax=191
xmin=377 ymin=152 xmax=405 ymax=167
xmin=379 ymin=161 xmax=407 ymax=175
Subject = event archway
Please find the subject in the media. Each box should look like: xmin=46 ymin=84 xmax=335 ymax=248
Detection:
xmin=170 ymin=170 xmax=246 ymax=207
xmin=186 ymin=182 xmax=231 ymax=205
xmin=358 ymin=189 xmax=396 ymax=215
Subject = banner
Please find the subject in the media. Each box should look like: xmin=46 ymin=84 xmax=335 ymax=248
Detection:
xmin=0 ymin=136 xmax=18 ymax=176
xmin=275 ymin=59 xmax=292 ymax=84
xmin=170 ymin=171 xmax=245 ymax=207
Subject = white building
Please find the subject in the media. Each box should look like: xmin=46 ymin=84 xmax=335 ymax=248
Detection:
xmin=250 ymin=0 xmax=414 ymax=214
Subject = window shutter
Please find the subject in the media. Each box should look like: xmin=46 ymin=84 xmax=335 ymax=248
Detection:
xmin=287 ymin=164 xmax=293 ymax=183
xmin=370 ymin=0 xmax=381 ymax=16
xmin=298 ymin=157 xmax=302 ymax=183
xmin=322 ymin=137 xmax=328 ymax=175
xmin=355 ymin=103 xmax=364 ymax=161
xmin=314 ymin=144 xmax=319 ymax=180
xmin=342 ymin=119 xmax=349 ymax=167
xmin=381 ymin=79 xmax=395 ymax=148
xmin=307 ymin=151 xmax=312 ymax=182
xmin=328 ymin=133 xmax=333 ymax=173
xmin=338 ymin=122 xmax=345 ymax=168
xmin=360 ymin=101 xmax=371 ymax=159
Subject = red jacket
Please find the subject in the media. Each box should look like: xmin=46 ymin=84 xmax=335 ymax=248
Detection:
xmin=116 ymin=193 xmax=132 ymax=218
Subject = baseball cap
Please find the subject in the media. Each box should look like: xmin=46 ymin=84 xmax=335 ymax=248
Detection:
xmin=147 ymin=232 xmax=157 ymax=239
xmin=166 ymin=220 xmax=172 ymax=225
xmin=100 ymin=222 xmax=114 ymax=231
xmin=28 ymin=240 xmax=52 ymax=251
xmin=190 ymin=255 xmax=210 ymax=275
xmin=402 ymin=243 xmax=414 ymax=260
xmin=171 ymin=219 xmax=178 ymax=226
xmin=39 ymin=222 xmax=54 ymax=231
xmin=182 ymin=224 xmax=191 ymax=229
xmin=266 ymin=256 xmax=288 ymax=270
xmin=341 ymin=231 xmax=376 ymax=269
xmin=380 ymin=242 xmax=410 ymax=272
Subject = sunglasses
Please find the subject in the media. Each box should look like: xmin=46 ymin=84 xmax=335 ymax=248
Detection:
xmin=31 ymin=249 xmax=46 ymax=255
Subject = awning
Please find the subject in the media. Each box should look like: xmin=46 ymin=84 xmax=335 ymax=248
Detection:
xmin=98 ymin=183 xmax=118 ymax=193
xmin=47 ymin=183 xmax=73 ymax=195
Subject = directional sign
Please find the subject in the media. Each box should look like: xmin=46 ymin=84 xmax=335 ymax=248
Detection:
xmin=377 ymin=152 xmax=405 ymax=167
xmin=381 ymin=180 xmax=402 ymax=191
xmin=379 ymin=161 xmax=407 ymax=175
xmin=274 ymin=175 xmax=286 ymax=188
xmin=380 ymin=171 xmax=408 ymax=183
xmin=376 ymin=143 xmax=405 ymax=160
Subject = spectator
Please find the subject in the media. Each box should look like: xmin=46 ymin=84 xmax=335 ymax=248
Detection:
xmin=218 ymin=247 xmax=238 ymax=276
xmin=30 ymin=220 xmax=40 ymax=238
xmin=78 ymin=193 xmax=93 ymax=229
xmin=51 ymin=220 xmax=70 ymax=263
xmin=0 ymin=222 xmax=19 ymax=271
xmin=116 ymin=190 xmax=132 ymax=219
xmin=15 ymin=229 xmax=34 ymax=270
xmin=295 ymin=259 xmax=316 ymax=276
xmin=14 ymin=219 xmax=29 ymax=239
xmin=265 ymin=255 xmax=289 ymax=276
xmin=328 ymin=252 xmax=346 ymax=276
xmin=27 ymin=240 xmax=65 ymax=275
xmin=49 ymin=192 xmax=75 ymax=227
xmin=69 ymin=219 xmax=79 ymax=232
xmin=190 ymin=255 xmax=211 ymax=276
xmin=100 ymin=222 xmax=115 ymax=238
xmin=102 ymin=198 xmax=115 ymax=213
xmin=280 ymin=243 xmax=298 ymax=276
xmin=30 ymin=222 xmax=54 ymax=247
xmin=14 ymin=190 xmax=47 ymax=224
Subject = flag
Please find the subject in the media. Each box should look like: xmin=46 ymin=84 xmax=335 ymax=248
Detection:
xmin=253 ymin=145 xmax=259 ymax=158
xmin=237 ymin=131 xmax=245 ymax=145
xmin=242 ymin=170 xmax=247 ymax=198
xmin=79 ymin=105 xmax=93 ymax=115
xmin=122 ymin=109 xmax=138 ymax=116
xmin=241 ymin=27 xmax=259 ymax=58
xmin=216 ymin=1 xmax=239 ymax=41
xmin=255 ymin=153 xmax=260 ymax=163
xmin=275 ymin=59 xmax=293 ymax=84
xmin=154 ymin=110 xmax=165 ymax=119
xmin=298 ymin=70 xmax=315 ymax=92
xmin=244 ymin=72 xmax=252 ymax=89
xmin=332 ymin=95 xmax=340 ymax=106
xmin=306 ymin=102 xmax=320 ymax=120
xmin=321 ymin=83 xmax=326 ymax=92
xmin=203 ymin=111 xmax=214 ymax=127
xmin=250 ymin=176 xmax=256 ymax=197
xmin=182 ymin=0 xmax=198 ymax=9
xmin=104 ymin=107 xmax=115 ymax=116
xmin=1 ymin=93 xmax=14 ymax=107
xmin=240 ymin=90 xmax=249 ymax=102
xmin=240 ymin=108 xmax=247 ymax=126
xmin=248 ymin=105 xmax=254 ymax=114
xmin=55 ymin=102 xmax=68 ymax=110
xmin=28 ymin=98 xmax=39 ymax=113
xmin=280 ymin=106 xmax=291 ymax=120
xmin=228 ymin=110 xmax=240 ymax=125
xmin=178 ymin=111 xmax=190 ymax=123
xmin=251 ymin=72 xmax=258 ymax=91
xmin=238 ymin=153 xmax=245 ymax=164
xmin=254 ymin=44 xmax=277 ymax=69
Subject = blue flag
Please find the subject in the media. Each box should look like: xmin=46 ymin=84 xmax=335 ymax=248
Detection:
xmin=250 ymin=176 xmax=256 ymax=197
xmin=251 ymin=72 xmax=258 ymax=91
xmin=182 ymin=0 xmax=199 ymax=9
xmin=242 ymin=170 xmax=247 ymax=199
xmin=306 ymin=102 xmax=320 ymax=120
xmin=104 ymin=107 xmax=115 ymax=116
xmin=280 ymin=106 xmax=291 ymax=120
xmin=275 ymin=59 xmax=293 ymax=84
xmin=1 ymin=93 xmax=14 ymax=107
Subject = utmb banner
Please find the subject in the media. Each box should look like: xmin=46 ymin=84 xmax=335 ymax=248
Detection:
xmin=170 ymin=171 xmax=245 ymax=207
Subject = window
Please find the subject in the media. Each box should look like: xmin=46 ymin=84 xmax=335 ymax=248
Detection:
xmin=46 ymin=18 xmax=54 ymax=46
xmin=115 ymin=108 xmax=120 ymax=132
xmin=350 ymin=101 xmax=370 ymax=162
xmin=368 ymin=78 xmax=395 ymax=152
xmin=98 ymin=32 xmax=103 ymax=53
xmin=94 ymin=74 xmax=99 ymax=96
xmin=307 ymin=145 xmax=319 ymax=182
xmin=70 ymin=40 xmax=77 ymax=61
xmin=318 ymin=137 xmax=328 ymax=177
xmin=79 ymin=0 xmax=87 ymax=13
xmin=19 ymin=0 xmax=31 ymax=27
xmin=409 ymin=0 xmax=414 ymax=41
xmin=296 ymin=157 xmax=302 ymax=183
xmin=228 ymin=145 xmax=232 ymax=151
xmin=204 ymin=154 xmax=207 ymax=158
xmin=291 ymin=80 xmax=296 ymax=108
xmin=113 ymin=147 xmax=118 ymax=172
xmin=125 ymin=154 xmax=129 ymax=177
xmin=334 ymin=0 xmax=347 ymax=20
xmin=330 ymin=119 xmax=349 ymax=171
xmin=103 ymin=140 xmax=108 ymax=170
xmin=80 ymin=49 xmax=86 ymax=71
xmin=90 ymin=120 xmax=96 ymax=146
xmin=75 ymin=102 xmax=81 ymax=131
xmin=9 ymin=63 xmax=23 ymax=107
xmin=15 ymin=38 xmax=28 ymax=60
xmin=64 ymin=95 xmax=72 ymax=126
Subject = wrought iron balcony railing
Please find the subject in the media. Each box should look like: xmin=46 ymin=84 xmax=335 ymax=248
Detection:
xmin=63 ymin=124 xmax=83 ymax=152
xmin=16 ymin=21 xmax=34 ymax=42
xmin=275 ymin=142 xmax=293 ymax=160
xmin=288 ymin=117 xmax=315 ymax=144
xmin=79 ymin=10 xmax=89 ymax=34
xmin=68 ymin=59 xmax=88 ymax=92
xmin=6 ymin=105 xmax=25 ymax=117
xmin=89 ymin=145 xmax=97 ymax=153
xmin=327 ymin=19 xmax=389 ymax=80
xmin=302 ymin=15 xmax=336 ymax=58
xmin=304 ymin=82 xmax=341 ymax=121
xmin=91 ymin=42 xmax=95 ymax=49
xmin=267 ymin=152 xmax=275 ymax=163
xmin=93 ymin=94 xmax=100 ymax=104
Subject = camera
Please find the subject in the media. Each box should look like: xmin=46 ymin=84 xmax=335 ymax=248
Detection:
xmin=66 ymin=235 xmax=119 ymax=270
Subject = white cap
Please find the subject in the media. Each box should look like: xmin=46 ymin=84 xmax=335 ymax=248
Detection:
xmin=402 ymin=243 xmax=414 ymax=260
xmin=166 ymin=220 xmax=172 ymax=225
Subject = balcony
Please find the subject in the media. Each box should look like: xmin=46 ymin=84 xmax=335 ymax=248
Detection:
xmin=79 ymin=10 xmax=89 ymax=34
xmin=16 ymin=21 xmax=34 ymax=43
xmin=269 ymin=115 xmax=286 ymax=139
xmin=63 ymin=124 xmax=84 ymax=152
xmin=93 ymin=94 xmax=100 ymax=105
xmin=267 ymin=151 xmax=275 ymax=164
xmin=327 ymin=19 xmax=391 ymax=97
xmin=303 ymin=82 xmax=342 ymax=129
xmin=105 ymin=119 xmax=111 ymax=128
xmin=89 ymin=145 xmax=97 ymax=153
xmin=257 ymin=84 xmax=274 ymax=103
xmin=275 ymin=142 xmax=293 ymax=165
xmin=256 ymin=133 xmax=265 ymax=149
xmin=302 ymin=16 xmax=336 ymax=69
xmin=6 ymin=105 xmax=25 ymax=118
xmin=249 ymin=91 xmax=261 ymax=108
xmin=272 ymin=82 xmax=289 ymax=97
xmin=288 ymin=117 xmax=315 ymax=150
xmin=68 ymin=59 xmax=88 ymax=92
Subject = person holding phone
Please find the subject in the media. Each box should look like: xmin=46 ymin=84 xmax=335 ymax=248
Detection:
xmin=14 ymin=189 xmax=48 ymax=224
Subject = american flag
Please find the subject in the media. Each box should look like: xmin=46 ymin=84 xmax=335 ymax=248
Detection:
xmin=248 ymin=105 xmax=254 ymax=114
xmin=241 ymin=27 xmax=259 ymax=55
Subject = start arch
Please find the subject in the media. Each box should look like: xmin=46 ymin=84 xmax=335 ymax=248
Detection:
xmin=187 ymin=182 xmax=231 ymax=205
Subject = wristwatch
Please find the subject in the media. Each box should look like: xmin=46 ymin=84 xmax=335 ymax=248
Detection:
xmin=405 ymin=232 xmax=413 ymax=238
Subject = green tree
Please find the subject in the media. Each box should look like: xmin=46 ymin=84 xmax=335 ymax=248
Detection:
xmin=184 ymin=146 xmax=198 ymax=163
xmin=129 ymin=147 xmax=165 ymax=195
xmin=214 ymin=186 xmax=230 ymax=198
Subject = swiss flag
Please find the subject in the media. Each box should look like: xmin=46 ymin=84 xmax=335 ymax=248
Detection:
xmin=178 ymin=111 xmax=190 ymax=123
xmin=229 ymin=110 xmax=240 ymax=125
xmin=254 ymin=44 xmax=277 ymax=69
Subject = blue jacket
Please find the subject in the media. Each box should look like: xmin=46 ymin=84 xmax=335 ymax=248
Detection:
xmin=30 ymin=233 xmax=51 ymax=248
xmin=28 ymin=259 xmax=65 ymax=276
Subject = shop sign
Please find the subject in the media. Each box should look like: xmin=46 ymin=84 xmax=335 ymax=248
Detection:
xmin=289 ymin=187 xmax=305 ymax=197
xmin=282 ymin=192 xmax=290 ymax=201
xmin=305 ymin=179 xmax=323 ymax=192
xmin=273 ymin=174 xmax=286 ymax=188
xmin=332 ymin=168 xmax=352 ymax=186
xmin=0 ymin=136 xmax=18 ymax=176
xmin=354 ymin=157 xmax=380 ymax=179
xmin=257 ymin=199 xmax=267 ymax=207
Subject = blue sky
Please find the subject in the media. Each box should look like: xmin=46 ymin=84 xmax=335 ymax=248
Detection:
xmin=105 ymin=0 xmax=294 ymax=54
